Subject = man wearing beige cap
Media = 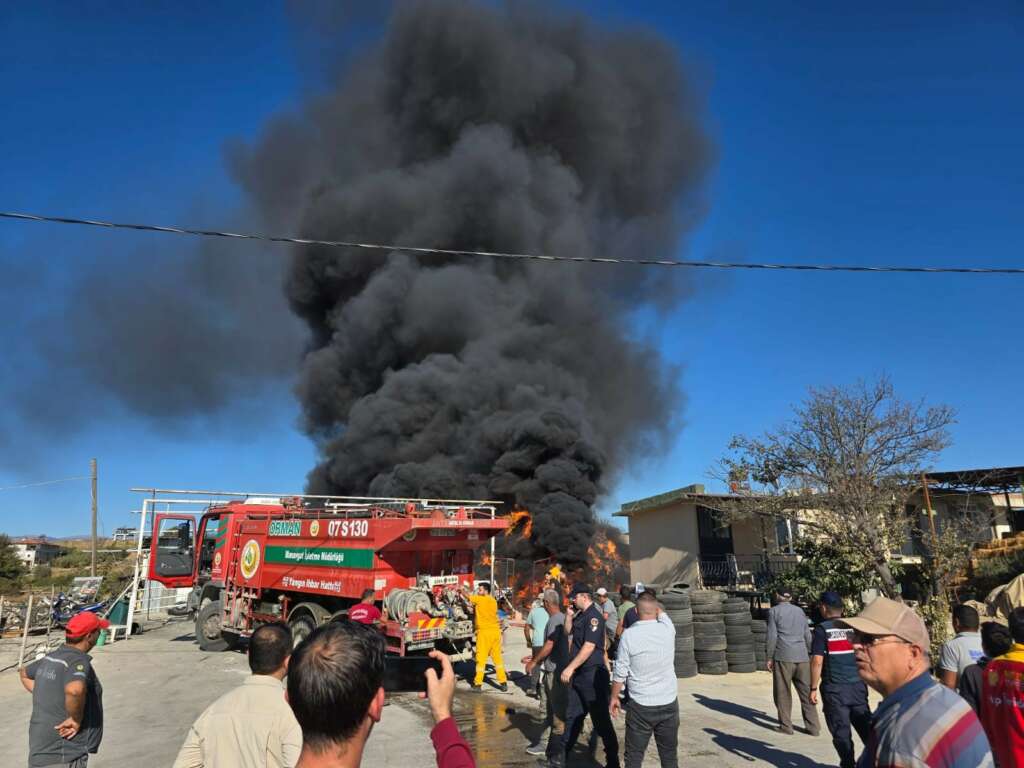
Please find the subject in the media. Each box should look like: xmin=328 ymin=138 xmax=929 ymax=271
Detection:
xmin=838 ymin=597 xmax=993 ymax=768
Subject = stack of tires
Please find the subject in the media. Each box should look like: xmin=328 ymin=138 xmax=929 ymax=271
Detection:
xmin=751 ymin=619 xmax=769 ymax=670
xmin=723 ymin=598 xmax=757 ymax=673
xmin=662 ymin=587 xmax=696 ymax=678
xmin=690 ymin=590 xmax=727 ymax=675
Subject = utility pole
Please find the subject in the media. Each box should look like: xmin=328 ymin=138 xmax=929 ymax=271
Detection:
xmin=90 ymin=459 xmax=98 ymax=577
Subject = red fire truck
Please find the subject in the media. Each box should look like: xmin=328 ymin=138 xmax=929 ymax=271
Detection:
xmin=147 ymin=495 xmax=507 ymax=658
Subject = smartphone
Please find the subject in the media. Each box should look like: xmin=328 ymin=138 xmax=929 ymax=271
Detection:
xmin=382 ymin=655 xmax=444 ymax=692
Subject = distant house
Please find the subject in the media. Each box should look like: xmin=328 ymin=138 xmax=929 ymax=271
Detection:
xmin=112 ymin=527 xmax=137 ymax=542
xmin=615 ymin=484 xmax=798 ymax=590
xmin=11 ymin=537 xmax=65 ymax=569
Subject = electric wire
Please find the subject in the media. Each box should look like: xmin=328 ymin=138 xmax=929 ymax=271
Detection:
xmin=0 ymin=476 xmax=90 ymax=492
xmin=2 ymin=210 xmax=1022 ymax=274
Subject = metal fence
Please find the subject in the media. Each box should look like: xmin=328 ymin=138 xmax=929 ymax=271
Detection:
xmin=698 ymin=554 xmax=798 ymax=590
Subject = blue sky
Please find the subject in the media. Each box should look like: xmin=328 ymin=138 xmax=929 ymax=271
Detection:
xmin=1 ymin=2 xmax=1021 ymax=537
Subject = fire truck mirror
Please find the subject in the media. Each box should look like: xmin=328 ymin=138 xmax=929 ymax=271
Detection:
xmin=154 ymin=518 xmax=195 ymax=577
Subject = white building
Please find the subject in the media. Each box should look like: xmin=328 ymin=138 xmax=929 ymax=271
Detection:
xmin=12 ymin=537 xmax=64 ymax=569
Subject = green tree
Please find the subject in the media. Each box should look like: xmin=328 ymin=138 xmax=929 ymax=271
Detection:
xmin=765 ymin=537 xmax=896 ymax=609
xmin=717 ymin=377 xmax=954 ymax=599
xmin=0 ymin=534 xmax=28 ymax=592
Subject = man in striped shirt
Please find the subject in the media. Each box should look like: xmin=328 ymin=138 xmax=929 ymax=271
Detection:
xmin=839 ymin=597 xmax=993 ymax=768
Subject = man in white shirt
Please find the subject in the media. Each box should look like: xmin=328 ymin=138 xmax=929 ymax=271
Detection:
xmin=173 ymin=622 xmax=302 ymax=768
xmin=610 ymin=591 xmax=678 ymax=768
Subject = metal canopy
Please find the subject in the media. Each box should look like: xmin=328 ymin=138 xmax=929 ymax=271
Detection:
xmin=924 ymin=466 xmax=1024 ymax=491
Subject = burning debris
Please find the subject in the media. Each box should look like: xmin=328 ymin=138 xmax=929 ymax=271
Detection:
xmin=232 ymin=0 xmax=713 ymax=570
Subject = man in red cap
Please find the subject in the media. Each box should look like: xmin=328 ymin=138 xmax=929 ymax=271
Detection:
xmin=20 ymin=611 xmax=109 ymax=768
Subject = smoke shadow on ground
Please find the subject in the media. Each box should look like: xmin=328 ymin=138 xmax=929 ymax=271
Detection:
xmin=704 ymin=728 xmax=830 ymax=768
xmin=692 ymin=692 xmax=778 ymax=731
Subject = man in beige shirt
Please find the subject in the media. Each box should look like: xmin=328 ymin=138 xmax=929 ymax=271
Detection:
xmin=173 ymin=622 xmax=302 ymax=768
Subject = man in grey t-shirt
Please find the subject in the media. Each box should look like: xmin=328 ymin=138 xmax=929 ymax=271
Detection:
xmin=523 ymin=589 xmax=568 ymax=765
xmin=939 ymin=604 xmax=984 ymax=689
xmin=20 ymin=612 xmax=108 ymax=768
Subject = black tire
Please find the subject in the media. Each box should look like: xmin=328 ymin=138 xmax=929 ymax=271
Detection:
xmin=693 ymin=621 xmax=726 ymax=635
xmin=698 ymin=661 xmax=728 ymax=675
xmin=722 ymin=603 xmax=749 ymax=614
xmin=675 ymin=638 xmax=695 ymax=652
xmin=666 ymin=609 xmax=693 ymax=623
xmin=694 ymin=652 xmax=726 ymax=664
xmin=725 ymin=625 xmax=753 ymax=636
xmin=288 ymin=613 xmax=317 ymax=647
xmin=751 ymin=619 xmax=767 ymax=631
xmin=692 ymin=613 xmax=724 ymax=624
xmin=676 ymin=665 xmax=698 ymax=679
xmin=726 ymin=642 xmax=755 ymax=652
xmin=725 ymin=628 xmax=754 ymax=639
xmin=694 ymin=635 xmax=727 ymax=652
xmin=729 ymin=663 xmax=758 ymax=673
xmin=196 ymin=600 xmax=232 ymax=652
xmin=675 ymin=623 xmax=694 ymax=638
xmin=723 ymin=614 xmax=751 ymax=626
xmin=690 ymin=591 xmax=723 ymax=604
xmin=661 ymin=591 xmax=691 ymax=609
xmin=691 ymin=601 xmax=724 ymax=612
xmin=726 ymin=651 xmax=756 ymax=663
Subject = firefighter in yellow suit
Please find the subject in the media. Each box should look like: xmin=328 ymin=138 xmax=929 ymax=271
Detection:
xmin=463 ymin=581 xmax=508 ymax=692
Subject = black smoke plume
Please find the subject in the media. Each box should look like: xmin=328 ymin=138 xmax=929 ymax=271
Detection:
xmin=234 ymin=0 xmax=713 ymax=567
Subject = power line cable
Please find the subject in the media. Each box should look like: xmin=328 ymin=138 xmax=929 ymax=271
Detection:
xmin=2 ymin=210 xmax=1022 ymax=274
xmin=0 ymin=476 xmax=90 ymax=492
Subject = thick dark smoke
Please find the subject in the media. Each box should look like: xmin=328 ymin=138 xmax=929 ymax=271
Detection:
xmin=234 ymin=0 xmax=713 ymax=566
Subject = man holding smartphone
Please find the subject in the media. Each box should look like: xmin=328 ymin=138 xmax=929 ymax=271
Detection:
xmin=287 ymin=621 xmax=476 ymax=768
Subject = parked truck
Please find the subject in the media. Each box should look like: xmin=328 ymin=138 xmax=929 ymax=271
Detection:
xmin=146 ymin=496 xmax=507 ymax=659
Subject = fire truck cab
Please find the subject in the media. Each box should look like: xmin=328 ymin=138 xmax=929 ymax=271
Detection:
xmin=147 ymin=496 xmax=506 ymax=659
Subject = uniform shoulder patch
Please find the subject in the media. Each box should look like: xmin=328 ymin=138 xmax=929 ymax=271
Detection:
xmin=76 ymin=664 xmax=85 ymax=671
xmin=590 ymin=617 xmax=599 ymax=629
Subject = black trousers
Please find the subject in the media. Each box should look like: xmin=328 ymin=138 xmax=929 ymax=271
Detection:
xmin=559 ymin=667 xmax=620 ymax=768
xmin=821 ymin=681 xmax=872 ymax=768
xmin=624 ymin=699 xmax=679 ymax=768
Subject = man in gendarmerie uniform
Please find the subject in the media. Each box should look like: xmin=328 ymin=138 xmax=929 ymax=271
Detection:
xmin=554 ymin=583 xmax=620 ymax=768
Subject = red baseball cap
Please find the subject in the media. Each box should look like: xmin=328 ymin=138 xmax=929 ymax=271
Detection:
xmin=66 ymin=612 xmax=110 ymax=639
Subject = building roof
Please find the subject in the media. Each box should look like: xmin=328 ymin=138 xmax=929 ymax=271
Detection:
xmin=925 ymin=466 xmax=1024 ymax=491
xmin=12 ymin=537 xmax=56 ymax=546
xmin=616 ymin=484 xmax=742 ymax=517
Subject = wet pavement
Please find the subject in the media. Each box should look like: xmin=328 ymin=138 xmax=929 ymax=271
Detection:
xmin=0 ymin=617 xmax=870 ymax=766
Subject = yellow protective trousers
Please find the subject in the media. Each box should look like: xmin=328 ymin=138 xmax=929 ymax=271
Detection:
xmin=473 ymin=629 xmax=507 ymax=686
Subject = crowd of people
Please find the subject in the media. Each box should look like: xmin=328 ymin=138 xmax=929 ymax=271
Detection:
xmin=17 ymin=578 xmax=1024 ymax=768
xmin=767 ymin=588 xmax=1024 ymax=768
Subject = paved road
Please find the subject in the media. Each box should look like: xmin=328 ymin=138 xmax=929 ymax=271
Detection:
xmin=0 ymin=618 xmax=868 ymax=766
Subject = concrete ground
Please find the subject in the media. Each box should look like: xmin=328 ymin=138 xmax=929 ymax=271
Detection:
xmin=0 ymin=618 xmax=871 ymax=767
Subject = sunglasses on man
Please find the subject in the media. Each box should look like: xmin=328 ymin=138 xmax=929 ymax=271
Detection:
xmin=851 ymin=632 xmax=912 ymax=648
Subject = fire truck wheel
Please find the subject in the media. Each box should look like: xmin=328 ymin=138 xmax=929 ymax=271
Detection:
xmin=288 ymin=613 xmax=317 ymax=648
xmin=196 ymin=600 xmax=231 ymax=652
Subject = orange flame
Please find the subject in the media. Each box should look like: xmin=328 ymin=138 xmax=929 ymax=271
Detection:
xmin=509 ymin=508 xmax=532 ymax=539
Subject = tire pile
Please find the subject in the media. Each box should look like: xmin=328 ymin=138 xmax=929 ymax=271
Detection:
xmin=752 ymin=619 xmax=769 ymax=670
xmin=690 ymin=590 xmax=727 ymax=675
xmin=661 ymin=587 xmax=697 ymax=678
xmin=723 ymin=598 xmax=757 ymax=673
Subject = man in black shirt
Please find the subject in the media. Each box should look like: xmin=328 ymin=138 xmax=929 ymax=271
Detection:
xmin=958 ymin=621 xmax=1012 ymax=716
xmin=557 ymin=583 xmax=620 ymax=768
